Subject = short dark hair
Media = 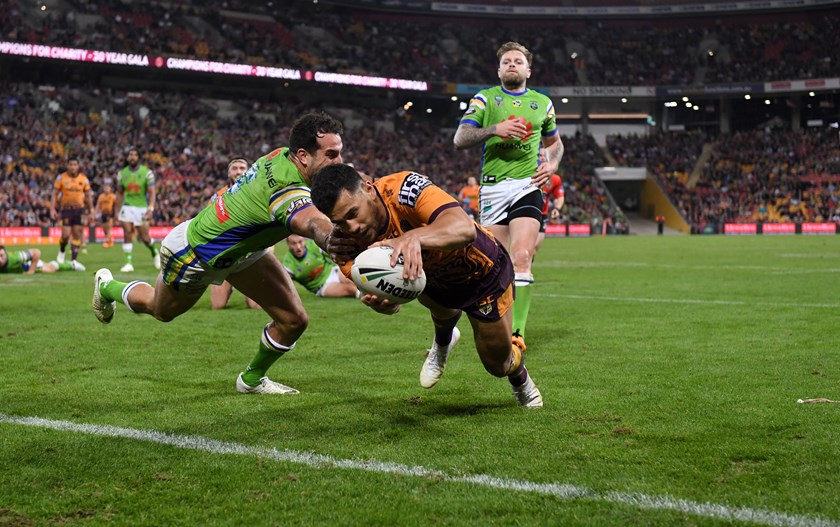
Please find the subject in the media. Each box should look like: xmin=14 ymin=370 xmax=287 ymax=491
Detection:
xmin=289 ymin=113 xmax=343 ymax=156
xmin=310 ymin=163 xmax=363 ymax=215
xmin=497 ymin=41 xmax=532 ymax=67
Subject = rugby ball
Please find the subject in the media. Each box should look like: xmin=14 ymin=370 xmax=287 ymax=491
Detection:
xmin=351 ymin=246 xmax=426 ymax=304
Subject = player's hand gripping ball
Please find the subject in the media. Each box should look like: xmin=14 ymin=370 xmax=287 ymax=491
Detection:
xmin=351 ymin=246 xmax=426 ymax=304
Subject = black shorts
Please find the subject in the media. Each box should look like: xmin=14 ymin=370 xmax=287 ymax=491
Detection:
xmin=101 ymin=213 xmax=113 ymax=223
xmin=492 ymin=190 xmax=543 ymax=226
xmin=60 ymin=208 xmax=85 ymax=227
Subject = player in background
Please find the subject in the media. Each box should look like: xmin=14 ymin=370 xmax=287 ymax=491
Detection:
xmin=209 ymin=158 xmax=260 ymax=310
xmin=96 ymin=183 xmax=117 ymax=248
xmin=283 ymin=234 xmax=359 ymax=298
xmin=453 ymin=41 xmax=564 ymax=353
xmin=0 ymin=246 xmax=84 ymax=274
xmin=311 ymin=164 xmax=543 ymax=408
xmin=115 ymin=148 xmax=159 ymax=273
xmin=50 ymin=158 xmax=93 ymax=267
xmin=457 ymin=176 xmax=480 ymax=219
xmin=92 ymin=113 xmax=349 ymax=395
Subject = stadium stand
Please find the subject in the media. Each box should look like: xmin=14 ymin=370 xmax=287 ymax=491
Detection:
xmin=3 ymin=0 xmax=839 ymax=85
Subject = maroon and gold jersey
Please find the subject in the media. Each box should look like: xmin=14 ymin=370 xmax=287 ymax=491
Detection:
xmin=97 ymin=191 xmax=116 ymax=214
xmin=54 ymin=172 xmax=91 ymax=210
xmin=342 ymin=171 xmax=505 ymax=294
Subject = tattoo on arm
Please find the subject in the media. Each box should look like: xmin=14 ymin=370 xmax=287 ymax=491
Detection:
xmin=454 ymin=125 xmax=497 ymax=150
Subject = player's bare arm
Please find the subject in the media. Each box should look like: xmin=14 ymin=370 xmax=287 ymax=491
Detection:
xmin=370 ymin=207 xmax=475 ymax=280
xmin=531 ymin=134 xmax=564 ymax=188
xmin=145 ymin=186 xmax=156 ymax=220
xmin=288 ymin=205 xmax=339 ymax=255
xmin=50 ymin=189 xmax=60 ymax=220
xmin=25 ymin=249 xmax=41 ymax=274
xmin=113 ymin=186 xmax=124 ymax=214
xmin=454 ymin=119 xmax=528 ymax=150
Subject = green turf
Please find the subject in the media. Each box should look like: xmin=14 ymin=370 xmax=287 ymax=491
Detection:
xmin=1 ymin=235 xmax=839 ymax=526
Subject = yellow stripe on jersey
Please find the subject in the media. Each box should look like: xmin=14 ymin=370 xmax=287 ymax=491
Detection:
xmin=269 ymin=186 xmax=312 ymax=221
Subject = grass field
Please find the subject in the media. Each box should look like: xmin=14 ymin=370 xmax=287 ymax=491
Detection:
xmin=1 ymin=235 xmax=839 ymax=526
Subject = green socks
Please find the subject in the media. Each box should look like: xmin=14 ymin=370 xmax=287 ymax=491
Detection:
xmin=512 ymin=273 xmax=534 ymax=337
xmin=241 ymin=324 xmax=295 ymax=386
xmin=100 ymin=279 xmax=129 ymax=303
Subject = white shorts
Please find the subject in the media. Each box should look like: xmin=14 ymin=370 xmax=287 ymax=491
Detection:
xmin=315 ymin=266 xmax=343 ymax=297
xmin=159 ymin=220 xmax=270 ymax=294
xmin=479 ymin=179 xmax=541 ymax=227
xmin=118 ymin=205 xmax=148 ymax=227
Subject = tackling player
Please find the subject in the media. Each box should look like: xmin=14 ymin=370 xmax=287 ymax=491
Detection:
xmin=208 ymin=158 xmax=260 ymax=310
xmin=50 ymin=158 xmax=93 ymax=267
xmin=454 ymin=41 xmax=564 ymax=352
xmin=92 ymin=113 xmax=348 ymax=395
xmin=311 ymin=163 xmax=543 ymax=408
xmin=283 ymin=234 xmax=359 ymax=298
xmin=115 ymin=148 xmax=159 ymax=272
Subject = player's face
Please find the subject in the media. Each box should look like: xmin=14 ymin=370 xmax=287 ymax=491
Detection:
xmin=327 ymin=183 xmax=384 ymax=245
xmin=287 ymin=235 xmax=307 ymax=258
xmin=467 ymin=176 xmax=477 ymax=186
xmin=227 ymin=160 xmax=248 ymax=182
xmin=67 ymin=160 xmax=79 ymax=175
xmin=104 ymin=184 xmax=112 ymax=193
xmin=127 ymin=150 xmax=140 ymax=167
xmin=497 ymin=50 xmax=530 ymax=89
xmin=0 ymin=248 xmax=7 ymax=268
xmin=303 ymin=134 xmax=343 ymax=180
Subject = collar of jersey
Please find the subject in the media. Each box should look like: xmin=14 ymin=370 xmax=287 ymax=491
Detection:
xmin=500 ymin=86 xmax=527 ymax=96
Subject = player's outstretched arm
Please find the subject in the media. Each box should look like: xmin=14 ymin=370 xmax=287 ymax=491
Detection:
xmin=288 ymin=206 xmax=337 ymax=254
xmin=370 ymin=207 xmax=475 ymax=281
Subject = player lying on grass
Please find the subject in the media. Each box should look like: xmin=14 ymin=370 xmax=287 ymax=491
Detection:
xmin=310 ymin=163 xmax=542 ymax=408
xmin=91 ymin=113 xmax=350 ymax=396
xmin=0 ymin=246 xmax=85 ymax=274
xmin=283 ymin=234 xmax=359 ymax=298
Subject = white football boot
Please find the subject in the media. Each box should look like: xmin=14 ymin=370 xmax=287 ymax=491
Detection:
xmin=512 ymin=374 xmax=543 ymax=408
xmin=236 ymin=373 xmax=299 ymax=395
xmin=420 ymin=326 xmax=461 ymax=388
xmin=120 ymin=262 xmax=135 ymax=273
xmin=92 ymin=268 xmax=116 ymax=324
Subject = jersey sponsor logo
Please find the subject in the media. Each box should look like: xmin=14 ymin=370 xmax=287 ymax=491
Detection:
xmin=215 ymin=195 xmax=230 ymax=223
xmin=127 ymin=182 xmax=141 ymax=193
xmin=481 ymin=175 xmax=497 ymax=184
xmin=398 ymin=173 xmax=432 ymax=207
xmin=285 ymin=197 xmax=312 ymax=216
xmin=513 ymin=100 xmax=522 ymax=107
xmin=464 ymin=107 xmax=477 ymax=116
xmin=530 ymin=102 xmax=539 ymax=110
xmin=493 ymin=142 xmax=533 ymax=152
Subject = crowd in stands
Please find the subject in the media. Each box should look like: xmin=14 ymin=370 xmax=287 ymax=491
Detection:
xmin=2 ymin=0 xmax=838 ymax=86
xmin=607 ymin=128 xmax=840 ymax=232
xmin=1 ymin=81 xmax=630 ymax=231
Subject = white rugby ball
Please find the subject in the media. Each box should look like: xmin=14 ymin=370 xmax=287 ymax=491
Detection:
xmin=351 ymin=246 xmax=426 ymax=304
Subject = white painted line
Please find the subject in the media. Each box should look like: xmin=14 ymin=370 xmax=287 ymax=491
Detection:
xmin=1 ymin=413 xmax=837 ymax=527
xmin=534 ymin=260 xmax=840 ymax=274
xmin=537 ymin=293 xmax=840 ymax=309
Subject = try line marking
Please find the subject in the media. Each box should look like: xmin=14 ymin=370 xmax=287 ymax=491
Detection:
xmin=1 ymin=413 xmax=837 ymax=527
xmin=537 ymin=293 xmax=840 ymax=309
